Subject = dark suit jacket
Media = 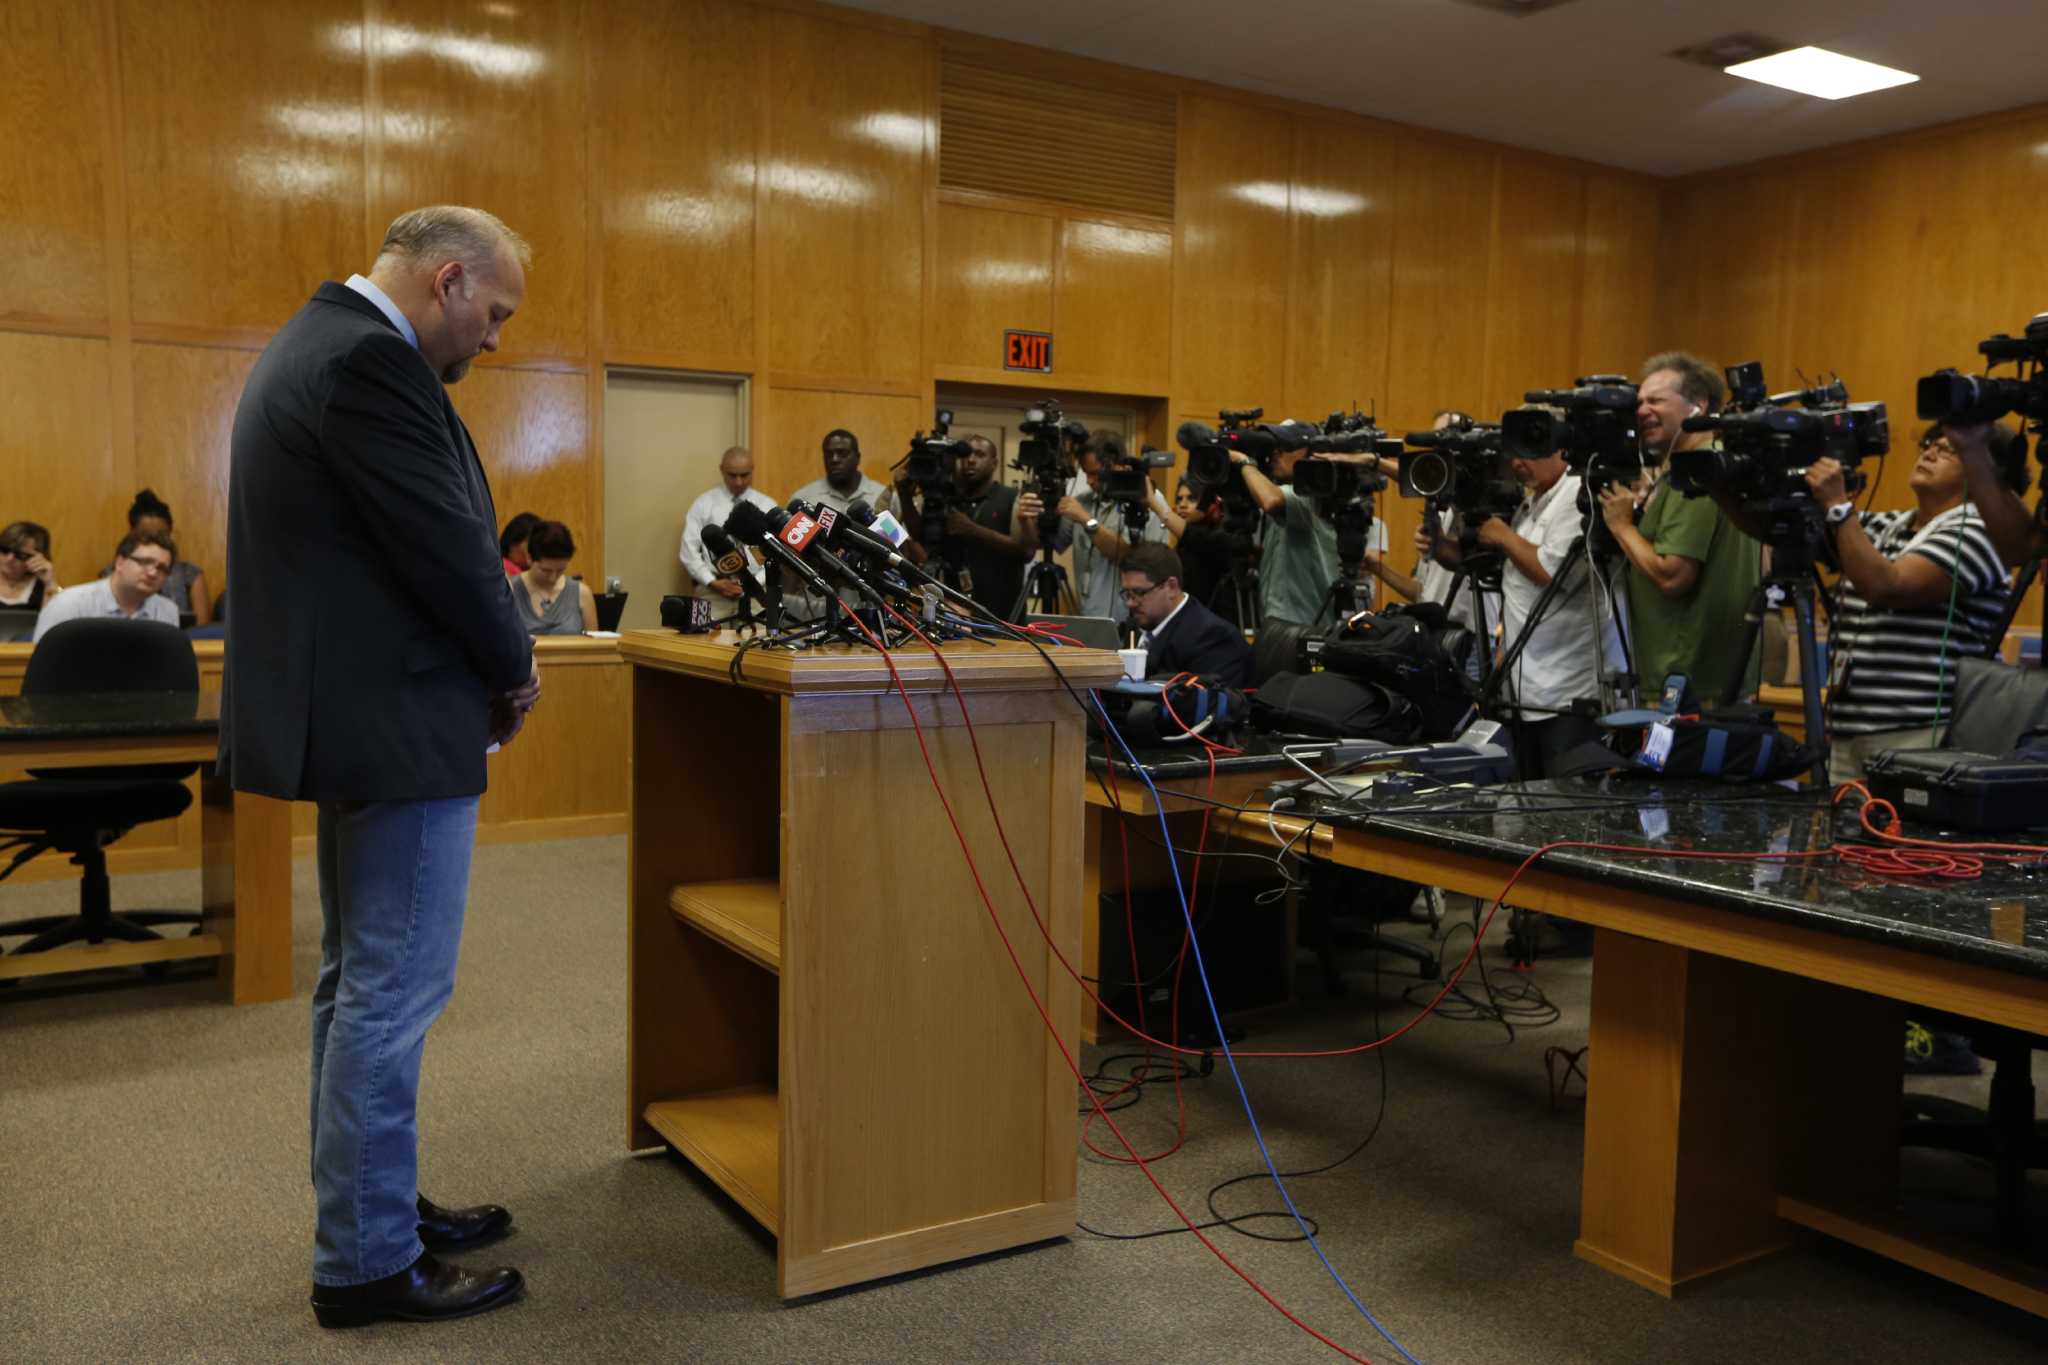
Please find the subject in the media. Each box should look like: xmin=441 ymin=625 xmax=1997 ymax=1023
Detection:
xmin=219 ymin=283 xmax=532 ymax=801
xmin=1144 ymin=593 xmax=1254 ymax=689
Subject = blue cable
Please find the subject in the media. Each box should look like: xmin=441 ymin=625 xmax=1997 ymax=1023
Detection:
xmin=1090 ymin=690 xmax=1425 ymax=1365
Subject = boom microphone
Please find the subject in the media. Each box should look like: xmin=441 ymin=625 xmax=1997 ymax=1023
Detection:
xmin=725 ymin=500 xmax=837 ymax=600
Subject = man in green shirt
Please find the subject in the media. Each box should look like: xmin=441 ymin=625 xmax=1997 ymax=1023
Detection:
xmin=1597 ymin=352 xmax=1762 ymax=707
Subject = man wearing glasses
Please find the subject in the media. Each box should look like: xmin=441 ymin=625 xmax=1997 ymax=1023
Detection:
xmin=1119 ymin=542 xmax=1255 ymax=687
xmin=31 ymin=531 xmax=180 ymax=643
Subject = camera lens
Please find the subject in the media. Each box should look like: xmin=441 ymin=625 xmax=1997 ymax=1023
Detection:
xmin=1405 ymin=450 xmax=1451 ymax=498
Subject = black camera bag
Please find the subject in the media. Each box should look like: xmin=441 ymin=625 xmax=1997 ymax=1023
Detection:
xmin=1250 ymin=671 xmax=1421 ymax=743
xmin=1317 ymin=604 xmax=1473 ymax=738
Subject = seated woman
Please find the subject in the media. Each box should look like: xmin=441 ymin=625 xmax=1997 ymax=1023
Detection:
xmin=125 ymin=489 xmax=211 ymax=624
xmin=0 ymin=521 xmax=61 ymax=611
xmin=512 ymin=520 xmax=597 ymax=635
xmin=500 ymin=510 xmax=541 ymax=577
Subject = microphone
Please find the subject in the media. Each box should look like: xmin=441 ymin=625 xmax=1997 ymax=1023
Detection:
xmin=725 ymin=500 xmax=838 ymax=601
xmin=1175 ymin=420 xmax=1218 ymax=452
xmin=700 ymin=524 xmax=774 ymax=617
xmin=844 ymin=498 xmax=912 ymax=549
xmin=797 ymin=500 xmax=920 ymax=575
xmin=761 ymin=504 xmax=891 ymax=604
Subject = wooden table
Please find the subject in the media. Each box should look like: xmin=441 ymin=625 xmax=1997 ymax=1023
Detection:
xmin=1299 ymin=783 xmax=2048 ymax=1317
xmin=622 ymin=630 xmax=1123 ymax=1297
xmin=0 ymin=690 xmax=292 ymax=1003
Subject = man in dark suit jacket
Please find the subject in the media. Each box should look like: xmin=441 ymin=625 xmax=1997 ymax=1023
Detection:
xmin=1120 ymin=541 xmax=1255 ymax=688
xmin=223 ymin=206 xmax=538 ymax=1329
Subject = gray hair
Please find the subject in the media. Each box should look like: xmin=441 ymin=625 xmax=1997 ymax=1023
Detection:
xmin=375 ymin=206 xmax=531 ymax=282
xmin=1639 ymin=350 xmax=1725 ymax=414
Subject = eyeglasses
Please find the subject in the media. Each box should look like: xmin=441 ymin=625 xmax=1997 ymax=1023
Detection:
xmin=125 ymin=553 xmax=172 ymax=574
xmin=1118 ymin=581 xmax=1167 ymax=604
xmin=1918 ymin=436 xmax=1958 ymax=455
xmin=0 ymin=547 xmax=31 ymax=562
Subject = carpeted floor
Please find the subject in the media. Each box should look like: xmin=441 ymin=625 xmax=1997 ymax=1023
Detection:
xmin=2 ymin=837 xmax=2044 ymax=1363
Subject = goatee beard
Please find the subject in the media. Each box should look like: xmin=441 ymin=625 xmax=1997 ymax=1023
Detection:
xmin=442 ymin=356 xmax=473 ymax=384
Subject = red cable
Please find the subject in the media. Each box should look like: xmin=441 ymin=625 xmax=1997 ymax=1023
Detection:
xmin=836 ymin=604 xmax=1378 ymax=1364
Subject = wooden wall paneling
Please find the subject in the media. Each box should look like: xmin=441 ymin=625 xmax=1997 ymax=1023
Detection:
xmin=1480 ymin=158 xmax=1587 ymax=420
xmin=118 ymin=0 xmax=365 ymax=337
xmin=130 ymin=342 xmax=259 ymax=604
xmin=0 ymin=2 xmax=111 ymax=327
xmin=1286 ymin=118 xmax=1396 ymax=420
xmin=1576 ymin=173 xmax=1661 ymax=382
xmin=1173 ymin=94 xmax=1292 ymax=411
xmin=593 ymin=0 xmax=758 ymax=366
xmin=759 ymin=388 xmax=927 ymax=505
xmin=450 ymin=366 xmax=594 ymax=553
xmin=931 ymin=201 xmax=1054 ymax=373
xmin=368 ymin=0 xmax=589 ymax=362
xmin=479 ymin=644 xmax=626 ymax=834
xmin=0 ymin=334 xmax=119 ymax=591
xmin=1384 ymin=135 xmax=1498 ymax=432
xmin=1655 ymin=174 xmax=1798 ymax=383
xmin=1054 ymin=217 xmax=1173 ymax=397
xmin=762 ymin=8 xmax=927 ymax=387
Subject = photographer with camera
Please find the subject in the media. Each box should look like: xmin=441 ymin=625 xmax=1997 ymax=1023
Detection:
xmin=1429 ymin=429 xmax=1617 ymax=774
xmin=1367 ymin=409 xmax=1484 ymax=628
xmin=1230 ymin=440 xmax=1356 ymax=628
xmin=1053 ymin=431 xmax=1175 ymax=620
xmin=883 ymin=433 xmax=1044 ymax=619
xmin=1598 ymin=352 xmax=1761 ymax=706
xmin=1707 ymin=421 xmax=2015 ymax=780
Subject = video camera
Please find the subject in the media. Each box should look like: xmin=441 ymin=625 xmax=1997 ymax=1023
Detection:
xmin=1502 ymin=377 xmax=1642 ymax=495
xmin=893 ymin=407 xmax=975 ymax=554
xmin=1398 ymin=420 xmax=1519 ymax=516
xmin=1293 ymin=410 xmax=1399 ymax=504
xmin=1175 ymin=408 xmax=1290 ymax=488
xmin=1917 ymin=313 xmax=2048 ymax=489
xmin=1670 ymin=365 xmax=1888 ymax=502
xmin=1010 ymin=398 xmax=1086 ymax=538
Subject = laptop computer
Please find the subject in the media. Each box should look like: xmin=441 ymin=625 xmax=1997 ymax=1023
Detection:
xmin=1024 ymin=613 xmax=1123 ymax=651
xmin=0 ymin=609 xmax=37 ymax=643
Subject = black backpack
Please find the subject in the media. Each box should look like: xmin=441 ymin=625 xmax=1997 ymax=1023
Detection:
xmin=1250 ymin=671 xmax=1421 ymax=743
xmin=1316 ymin=603 xmax=1475 ymax=739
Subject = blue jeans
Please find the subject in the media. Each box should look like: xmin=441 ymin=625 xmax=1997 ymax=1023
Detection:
xmin=309 ymin=796 xmax=480 ymax=1287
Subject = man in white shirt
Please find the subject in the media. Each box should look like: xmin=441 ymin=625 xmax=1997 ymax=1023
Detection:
xmin=33 ymin=531 xmax=180 ymax=642
xmin=789 ymin=429 xmax=887 ymax=514
xmin=678 ymin=446 xmax=776 ymax=620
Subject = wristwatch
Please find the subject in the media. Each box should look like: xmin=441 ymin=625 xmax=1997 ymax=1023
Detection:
xmin=1084 ymin=517 xmax=1101 ymax=534
xmin=1824 ymin=501 xmax=1855 ymax=528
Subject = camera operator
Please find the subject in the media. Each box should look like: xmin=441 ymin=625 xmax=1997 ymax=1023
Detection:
xmin=1430 ymin=433 xmax=1617 ymax=775
xmin=1598 ymin=352 xmax=1761 ymax=706
xmin=1053 ymin=431 xmax=1174 ymax=620
xmin=1948 ymin=422 xmax=2043 ymax=568
xmin=1365 ymin=409 xmax=1483 ymax=627
xmin=884 ymin=433 xmax=1043 ymax=618
xmin=1230 ymin=439 xmax=1384 ymax=627
xmin=1168 ymin=477 xmax=1229 ymax=611
xmin=1710 ymin=421 xmax=2014 ymax=781
xmin=1119 ymin=542 xmax=1255 ymax=687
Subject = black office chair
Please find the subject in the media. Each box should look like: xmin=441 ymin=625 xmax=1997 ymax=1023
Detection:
xmin=1897 ymin=656 xmax=2048 ymax=1252
xmin=0 ymin=619 xmax=203 ymax=957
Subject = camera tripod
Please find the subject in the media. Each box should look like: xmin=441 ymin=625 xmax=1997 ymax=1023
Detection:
xmin=1012 ymin=544 xmax=1073 ymax=619
xmin=1477 ymin=528 xmax=1639 ymax=752
xmin=1717 ymin=499 xmax=1831 ymax=785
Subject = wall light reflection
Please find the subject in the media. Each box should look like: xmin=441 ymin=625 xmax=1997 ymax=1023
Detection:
xmin=849 ymin=111 xmax=926 ymax=153
xmin=327 ymin=22 xmax=546 ymax=81
xmin=1067 ymin=221 xmax=1165 ymax=258
xmin=233 ymin=150 xmax=348 ymax=199
xmin=761 ymin=160 xmax=873 ymax=207
xmin=637 ymin=191 xmax=750 ymax=234
xmin=962 ymin=261 xmax=1049 ymax=289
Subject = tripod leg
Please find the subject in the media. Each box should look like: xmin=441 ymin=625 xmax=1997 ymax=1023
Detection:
xmin=1718 ymin=582 xmax=1768 ymax=708
xmin=1791 ymin=582 xmax=1830 ymax=784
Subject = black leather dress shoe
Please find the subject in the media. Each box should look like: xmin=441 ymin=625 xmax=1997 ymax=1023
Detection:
xmin=311 ymin=1251 xmax=522 ymax=1329
xmin=417 ymin=1193 xmax=513 ymax=1252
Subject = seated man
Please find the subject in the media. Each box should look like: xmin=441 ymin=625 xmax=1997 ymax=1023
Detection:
xmin=33 ymin=530 xmax=179 ymax=642
xmin=1119 ymin=541 xmax=1254 ymax=688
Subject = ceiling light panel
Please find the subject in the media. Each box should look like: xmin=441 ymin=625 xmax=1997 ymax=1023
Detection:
xmin=1723 ymin=45 xmax=1919 ymax=101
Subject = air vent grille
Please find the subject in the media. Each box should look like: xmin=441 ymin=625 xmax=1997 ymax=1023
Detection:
xmin=1667 ymin=34 xmax=1788 ymax=69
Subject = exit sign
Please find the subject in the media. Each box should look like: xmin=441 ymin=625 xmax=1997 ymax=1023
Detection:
xmin=1003 ymin=330 xmax=1053 ymax=372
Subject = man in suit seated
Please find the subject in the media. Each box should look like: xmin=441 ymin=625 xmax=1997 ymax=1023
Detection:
xmin=1119 ymin=541 xmax=1254 ymax=687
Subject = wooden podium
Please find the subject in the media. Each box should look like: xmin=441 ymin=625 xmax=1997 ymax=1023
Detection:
xmin=620 ymin=630 xmax=1123 ymax=1297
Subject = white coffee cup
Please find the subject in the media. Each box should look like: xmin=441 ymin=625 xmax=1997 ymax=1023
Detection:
xmin=1118 ymin=647 xmax=1148 ymax=682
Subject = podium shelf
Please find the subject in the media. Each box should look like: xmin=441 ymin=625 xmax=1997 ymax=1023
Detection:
xmin=669 ymin=879 xmax=781 ymax=973
xmin=644 ymin=1086 xmax=780 ymax=1234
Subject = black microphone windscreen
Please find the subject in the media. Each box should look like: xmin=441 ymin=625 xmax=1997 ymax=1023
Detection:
xmin=724 ymin=499 xmax=770 ymax=542
xmin=701 ymin=524 xmax=735 ymax=555
xmin=845 ymin=497 xmax=875 ymax=524
xmin=1176 ymin=420 xmax=1217 ymax=452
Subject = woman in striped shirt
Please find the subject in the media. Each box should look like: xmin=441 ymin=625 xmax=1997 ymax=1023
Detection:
xmin=1814 ymin=421 xmax=2022 ymax=781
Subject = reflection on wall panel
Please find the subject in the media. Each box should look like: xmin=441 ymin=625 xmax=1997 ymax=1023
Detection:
xmin=595 ymin=0 xmax=759 ymax=362
xmin=1576 ymin=174 xmax=1661 ymax=380
xmin=0 ymin=333 xmax=118 ymax=589
xmin=932 ymin=202 xmax=1054 ymax=372
xmin=121 ymin=0 xmax=365 ymax=333
xmin=1175 ymin=95 xmax=1292 ymax=409
xmin=131 ymin=343 xmax=257 ymax=600
xmin=1056 ymin=218 xmax=1172 ymax=395
xmin=939 ymin=53 xmax=1175 ymax=223
xmin=1385 ymin=136 xmax=1497 ymax=432
xmin=0 ymin=3 xmax=110 ymax=325
xmin=759 ymin=387 xmax=925 ymax=507
xmin=452 ymin=366 xmax=595 ymax=559
xmin=1480 ymin=160 xmax=1585 ymax=418
xmin=763 ymin=9 xmax=925 ymax=385
xmin=1287 ymin=119 xmax=1396 ymax=419
xmin=368 ymin=0 xmax=589 ymax=360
